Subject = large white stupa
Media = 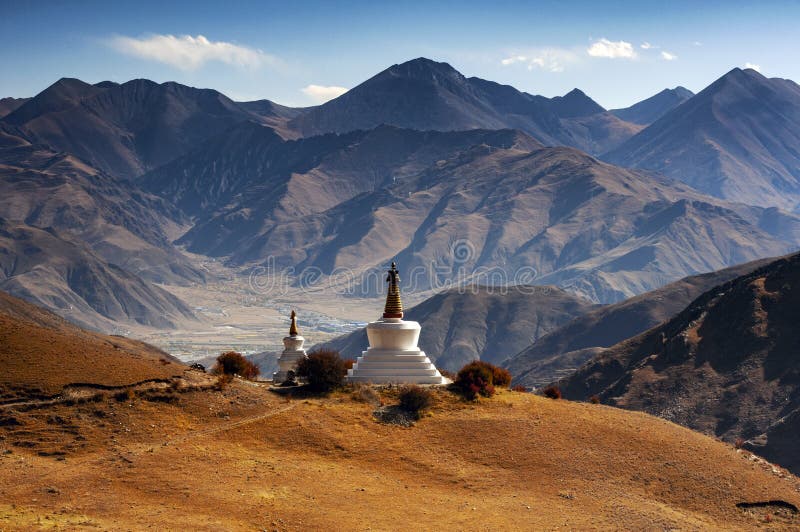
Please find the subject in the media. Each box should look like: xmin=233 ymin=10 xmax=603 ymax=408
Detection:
xmin=347 ymin=262 xmax=449 ymax=385
xmin=273 ymin=310 xmax=307 ymax=383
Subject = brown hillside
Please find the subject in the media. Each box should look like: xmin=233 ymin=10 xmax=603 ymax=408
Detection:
xmin=0 ymin=382 xmax=798 ymax=529
xmin=558 ymin=252 xmax=800 ymax=474
xmin=0 ymin=290 xmax=183 ymax=401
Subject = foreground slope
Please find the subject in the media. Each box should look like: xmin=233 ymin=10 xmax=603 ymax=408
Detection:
xmin=321 ymin=285 xmax=596 ymax=371
xmin=506 ymin=256 xmax=774 ymax=387
xmin=606 ymin=68 xmax=800 ymax=210
xmin=0 ymin=290 xmax=184 ymax=401
xmin=558 ymin=252 xmax=800 ymax=473
xmin=0 ymin=382 xmax=798 ymax=529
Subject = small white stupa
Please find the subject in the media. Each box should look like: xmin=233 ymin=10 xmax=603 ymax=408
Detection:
xmin=273 ymin=310 xmax=307 ymax=383
xmin=347 ymin=262 xmax=449 ymax=385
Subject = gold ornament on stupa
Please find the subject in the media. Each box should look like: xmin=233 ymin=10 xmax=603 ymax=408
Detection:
xmin=289 ymin=310 xmax=300 ymax=336
xmin=383 ymin=262 xmax=404 ymax=319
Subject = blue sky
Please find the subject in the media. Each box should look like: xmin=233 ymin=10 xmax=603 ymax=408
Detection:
xmin=2 ymin=0 xmax=799 ymax=108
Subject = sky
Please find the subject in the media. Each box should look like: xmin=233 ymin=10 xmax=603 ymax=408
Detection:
xmin=2 ymin=0 xmax=799 ymax=109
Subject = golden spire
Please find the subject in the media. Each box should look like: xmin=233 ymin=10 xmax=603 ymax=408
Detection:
xmin=383 ymin=262 xmax=404 ymax=319
xmin=289 ymin=310 xmax=300 ymax=336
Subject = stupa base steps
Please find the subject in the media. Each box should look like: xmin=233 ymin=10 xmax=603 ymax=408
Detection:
xmin=346 ymin=347 xmax=450 ymax=385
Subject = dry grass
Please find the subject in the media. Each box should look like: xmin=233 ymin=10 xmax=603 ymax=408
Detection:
xmin=1 ymin=382 xmax=799 ymax=530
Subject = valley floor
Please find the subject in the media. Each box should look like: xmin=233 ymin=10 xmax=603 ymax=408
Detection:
xmin=1 ymin=383 xmax=798 ymax=530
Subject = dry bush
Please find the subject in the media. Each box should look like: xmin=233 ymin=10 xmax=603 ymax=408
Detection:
xmin=511 ymin=385 xmax=528 ymax=393
xmin=114 ymin=388 xmax=136 ymax=402
xmin=542 ymin=385 xmax=561 ymax=400
xmin=211 ymin=351 xmax=260 ymax=380
xmin=734 ymin=437 xmax=746 ymax=449
xmin=351 ymin=383 xmax=381 ymax=406
xmin=214 ymin=374 xmax=233 ymax=391
xmin=398 ymin=385 xmax=434 ymax=419
xmin=454 ymin=361 xmax=496 ymax=400
xmin=491 ymin=366 xmax=512 ymax=388
xmin=589 ymin=395 xmax=601 ymax=404
xmin=296 ymin=349 xmax=348 ymax=392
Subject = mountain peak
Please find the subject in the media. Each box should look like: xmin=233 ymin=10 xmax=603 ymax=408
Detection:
xmin=383 ymin=57 xmax=464 ymax=82
xmin=550 ymin=88 xmax=605 ymax=118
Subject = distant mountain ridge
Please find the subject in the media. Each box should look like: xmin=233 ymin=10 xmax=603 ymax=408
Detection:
xmin=610 ymin=87 xmax=694 ymax=125
xmin=289 ymin=58 xmax=639 ymax=154
xmin=606 ymin=68 xmax=800 ymax=210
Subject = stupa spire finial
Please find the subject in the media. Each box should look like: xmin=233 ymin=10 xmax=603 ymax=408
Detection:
xmin=289 ymin=310 xmax=300 ymax=336
xmin=383 ymin=261 xmax=404 ymax=319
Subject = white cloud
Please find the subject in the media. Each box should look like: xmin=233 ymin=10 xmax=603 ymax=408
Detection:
xmin=640 ymin=42 xmax=653 ymax=50
xmin=692 ymin=41 xmax=703 ymax=47
xmin=301 ymin=84 xmax=348 ymax=103
xmin=661 ymin=51 xmax=678 ymax=61
xmin=587 ymin=38 xmax=637 ymax=59
xmin=745 ymin=62 xmax=761 ymax=72
xmin=108 ymin=34 xmax=275 ymax=70
xmin=500 ymin=48 xmax=578 ymax=73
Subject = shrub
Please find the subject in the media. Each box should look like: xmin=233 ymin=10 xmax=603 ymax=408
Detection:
xmin=296 ymin=349 xmax=348 ymax=392
xmin=734 ymin=437 xmax=746 ymax=449
xmin=214 ymin=374 xmax=233 ymax=391
xmin=511 ymin=385 xmax=528 ymax=393
xmin=398 ymin=385 xmax=434 ymax=418
xmin=542 ymin=385 xmax=562 ymax=400
xmin=212 ymin=351 xmax=260 ymax=380
xmin=454 ymin=361 xmax=496 ymax=400
xmin=491 ymin=366 xmax=512 ymax=388
xmin=589 ymin=395 xmax=601 ymax=404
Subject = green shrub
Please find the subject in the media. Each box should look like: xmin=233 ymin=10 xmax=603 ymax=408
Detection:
xmin=296 ymin=349 xmax=348 ymax=392
xmin=398 ymin=385 xmax=434 ymax=418
xmin=212 ymin=351 xmax=260 ymax=380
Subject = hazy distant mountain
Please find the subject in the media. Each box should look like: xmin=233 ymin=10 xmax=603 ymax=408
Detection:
xmin=556 ymin=252 xmax=800 ymax=474
xmin=606 ymin=68 xmax=800 ymax=210
xmin=0 ymin=125 xmax=202 ymax=285
xmin=505 ymin=257 xmax=773 ymax=387
xmin=0 ymin=219 xmax=196 ymax=331
xmin=289 ymin=58 xmax=638 ymax=154
xmin=610 ymin=87 xmax=694 ymax=126
xmin=1 ymin=78 xmax=283 ymax=179
xmin=0 ymin=97 xmax=30 ymax=118
xmin=146 ymin=122 xmax=800 ymax=303
xmin=320 ymin=285 xmax=596 ymax=372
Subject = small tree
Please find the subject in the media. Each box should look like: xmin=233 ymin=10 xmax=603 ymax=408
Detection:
xmin=398 ymin=385 xmax=434 ymax=419
xmin=212 ymin=351 xmax=260 ymax=380
xmin=296 ymin=349 xmax=348 ymax=392
xmin=542 ymin=385 xmax=561 ymax=400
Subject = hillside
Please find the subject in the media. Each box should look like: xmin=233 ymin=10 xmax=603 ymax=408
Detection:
xmin=1 ymin=380 xmax=798 ymax=528
xmin=0 ymin=222 xmax=197 ymax=331
xmin=149 ymin=122 xmax=800 ymax=303
xmin=505 ymin=256 xmax=774 ymax=387
xmin=606 ymin=68 xmax=800 ymax=210
xmin=0 ymin=290 xmax=184 ymax=401
xmin=557 ymin=252 xmax=800 ymax=474
xmin=0 ymin=97 xmax=29 ymax=118
xmin=610 ymin=87 xmax=694 ymax=126
xmin=289 ymin=57 xmax=639 ymax=154
xmin=0 ymin=125 xmax=202 ymax=285
xmin=320 ymin=285 xmax=596 ymax=371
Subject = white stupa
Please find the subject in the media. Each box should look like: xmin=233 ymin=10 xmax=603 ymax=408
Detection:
xmin=347 ymin=262 xmax=449 ymax=385
xmin=273 ymin=310 xmax=308 ymax=383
